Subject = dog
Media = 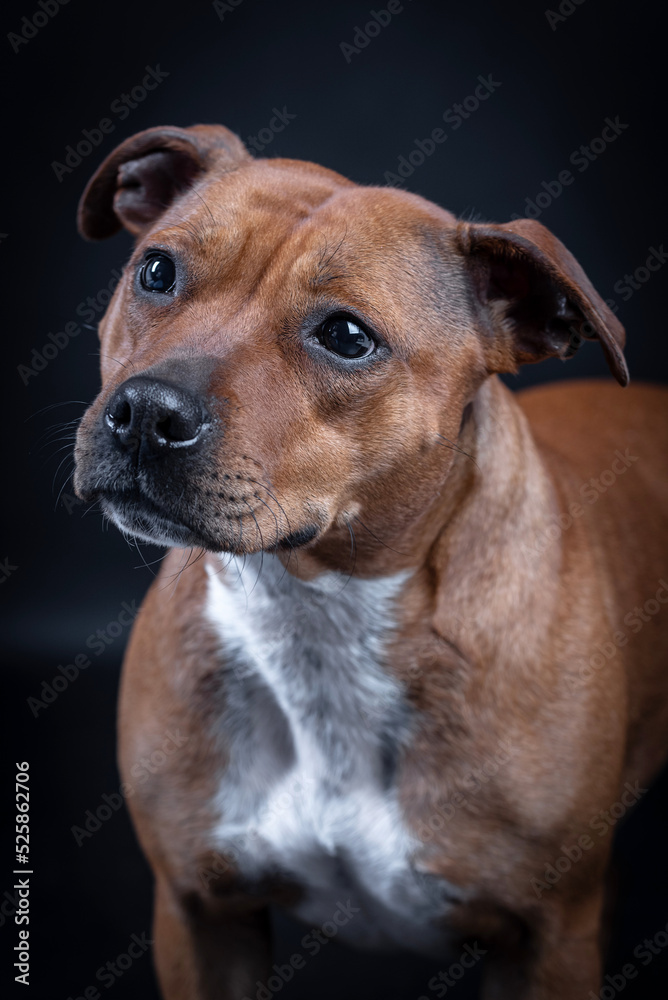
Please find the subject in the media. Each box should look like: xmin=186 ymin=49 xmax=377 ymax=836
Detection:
xmin=73 ymin=123 xmax=668 ymax=999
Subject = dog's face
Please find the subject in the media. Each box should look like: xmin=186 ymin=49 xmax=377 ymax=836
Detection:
xmin=74 ymin=124 xmax=627 ymax=565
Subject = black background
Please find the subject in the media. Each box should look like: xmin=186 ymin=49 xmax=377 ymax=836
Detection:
xmin=2 ymin=0 xmax=668 ymax=997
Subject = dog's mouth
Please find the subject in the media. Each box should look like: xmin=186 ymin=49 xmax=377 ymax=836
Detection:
xmin=101 ymin=489 xmax=206 ymax=548
xmin=98 ymin=488 xmax=323 ymax=554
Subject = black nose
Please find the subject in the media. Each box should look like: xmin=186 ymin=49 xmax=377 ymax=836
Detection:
xmin=105 ymin=376 xmax=207 ymax=454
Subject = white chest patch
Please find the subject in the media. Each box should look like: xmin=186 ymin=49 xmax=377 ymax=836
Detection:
xmin=204 ymin=553 xmax=455 ymax=953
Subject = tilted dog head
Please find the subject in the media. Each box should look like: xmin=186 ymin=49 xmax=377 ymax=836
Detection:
xmin=73 ymin=123 xmax=627 ymax=565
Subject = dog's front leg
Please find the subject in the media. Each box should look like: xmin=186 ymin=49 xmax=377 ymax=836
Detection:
xmin=482 ymin=890 xmax=603 ymax=1000
xmin=153 ymin=877 xmax=271 ymax=1000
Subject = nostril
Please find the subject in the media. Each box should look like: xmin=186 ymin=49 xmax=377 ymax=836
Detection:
xmin=155 ymin=415 xmax=171 ymax=438
xmin=106 ymin=398 xmax=132 ymax=431
xmin=155 ymin=413 xmax=177 ymax=442
xmin=154 ymin=409 xmax=203 ymax=444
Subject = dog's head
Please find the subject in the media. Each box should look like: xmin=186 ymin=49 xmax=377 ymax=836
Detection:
xmin=73 ymin=124 xmax=627 ymax=566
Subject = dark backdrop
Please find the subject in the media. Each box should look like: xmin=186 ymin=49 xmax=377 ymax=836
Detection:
xmin=3 ymin=0 xmax=667 ymax=997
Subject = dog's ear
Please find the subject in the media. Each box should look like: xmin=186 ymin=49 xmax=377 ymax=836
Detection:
xmin=456 ymin=218 xmax=628 ymax=386
xmin=77 ymin=124 xmax=251 ymax=241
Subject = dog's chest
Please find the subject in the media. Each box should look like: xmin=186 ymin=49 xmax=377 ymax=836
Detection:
xmin=204 ymin=554 xmax=454 ymax=951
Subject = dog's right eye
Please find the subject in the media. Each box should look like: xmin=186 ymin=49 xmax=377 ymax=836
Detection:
xmin=318 ymin=317 xmax=376 ymax=359
xmin=140 ymin=253 xmax=176 ymax=293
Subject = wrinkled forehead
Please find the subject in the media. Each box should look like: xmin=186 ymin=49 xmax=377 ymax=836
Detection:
xmin=142 ymin=162 xmax=464 ymax=332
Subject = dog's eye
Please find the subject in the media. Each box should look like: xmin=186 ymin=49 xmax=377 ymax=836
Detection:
xmin=319 ymin=318 xmax=375 ymax=359
xmin=140 ymin=253 xmax=176 ymax=293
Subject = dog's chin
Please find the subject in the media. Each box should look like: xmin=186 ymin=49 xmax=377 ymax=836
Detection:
xmin=100 ymin=493 xmax=208 ymax=549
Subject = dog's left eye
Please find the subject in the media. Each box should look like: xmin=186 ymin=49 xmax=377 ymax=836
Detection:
xmin=319 ymin=318 xmax=375 ymax=359
xmin=140 ymin=253 xmax=176 ymax=293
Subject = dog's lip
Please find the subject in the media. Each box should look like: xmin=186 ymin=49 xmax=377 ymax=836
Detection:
xmin=103 ymin=488 xmax=178 ymax=520
xmin=101 ymin=489 xmax=202 ymax=546
xmin=95 ymin=488 xmax=324 ymax=553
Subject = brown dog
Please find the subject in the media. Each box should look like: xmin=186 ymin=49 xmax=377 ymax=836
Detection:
xmin=73 ymin=123 xmax=668 ymax=999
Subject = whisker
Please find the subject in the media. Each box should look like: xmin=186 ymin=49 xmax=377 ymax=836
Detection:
xmin=159 ymin=547 xmax=194 ymax=599
xmin=130 ymin=537 xmax=163 ymax=578
xmin=33 ymin=417 xmax=81 ymax=448
xmin=243 ymin=476 xmax=296 ymax=581
xmin=51 ymin=452 xmax=76 ymax=491
xmin=38 ymin=438 xmax=78 ymax=463
xmin=351 ymin=515 xmax=409 ymax=557
xmin=328 ymin=517 xmax=359 ymax=598
xmin=239 ymin=500 xmax=265 ymax=594
xmin=54 ymin=465 xmax=76 ymax=510
xmin=435 ymin=433 xmax=478 ymax=469
xmin=25 ymin=400 xmax=87 ymax=422
xmin=94 ymin=352 xmax=134 ymax=373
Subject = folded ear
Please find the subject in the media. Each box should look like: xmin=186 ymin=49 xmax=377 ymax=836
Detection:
xmin=456 ymin=218 xmax=628 ymax=386
xmin=77 ymin=124 xmax=251 ymax=241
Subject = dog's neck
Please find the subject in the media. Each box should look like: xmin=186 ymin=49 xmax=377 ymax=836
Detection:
xmin=426 ymin=376 xmax=563 ymax=680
